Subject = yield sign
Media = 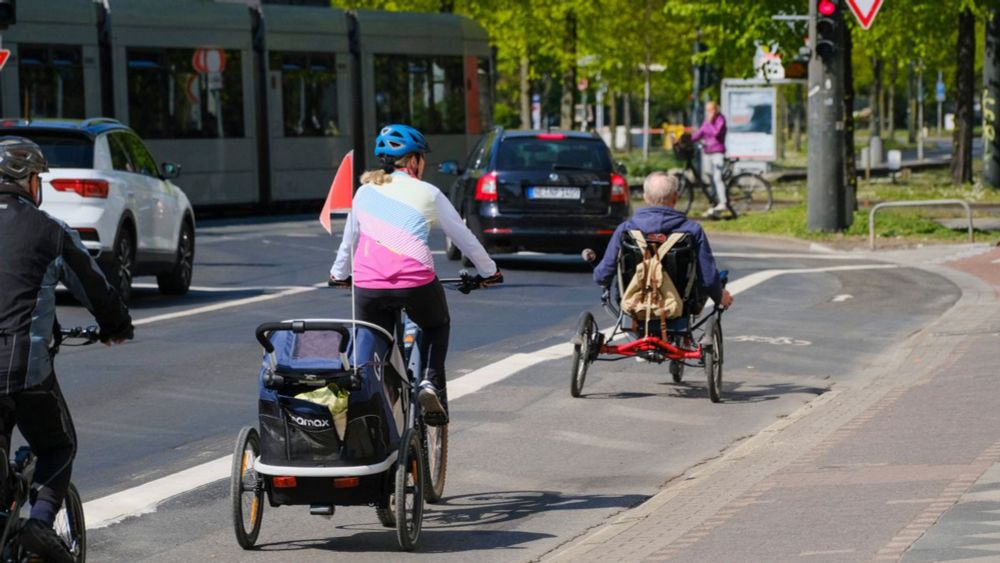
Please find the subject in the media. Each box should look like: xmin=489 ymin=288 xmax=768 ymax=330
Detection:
xmin=846 ymin=0 xmax=884 ymax=30
xmin=0 ymin=50 xmax=10 ymax=72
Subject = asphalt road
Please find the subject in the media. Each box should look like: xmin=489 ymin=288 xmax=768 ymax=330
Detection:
xmin=47 ymin=215 xmax=960 ymax=561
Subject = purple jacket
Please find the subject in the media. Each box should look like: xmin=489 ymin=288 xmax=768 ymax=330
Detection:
xmin=691 ymin=113 xmax=726 ymax=154
xmin=593 ymin=206 xmax=723 ymax=303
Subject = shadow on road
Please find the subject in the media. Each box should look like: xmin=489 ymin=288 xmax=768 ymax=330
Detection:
xmin=662 ymin=381 xmax=827 ymax=403
xmin=253 ymin=490 xmax=644 ymax=554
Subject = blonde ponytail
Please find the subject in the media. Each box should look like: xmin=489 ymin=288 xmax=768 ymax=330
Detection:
xmin=360 ymin=153 xmax=419 ymax=186
xmin=360 ymin=169 xmax=393 ymax=185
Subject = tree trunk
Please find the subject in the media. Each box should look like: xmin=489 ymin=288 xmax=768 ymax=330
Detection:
xmin=952 ymin=8 xmax=975 ymax=184
xmin=559 ymin=11 xmax=576 ymax=130
xmin=519 ymin=53 xmax=530 ymax=129
xmin=624 ymin=92 xmax=633 ymax=152
xmin=870 ymin=57 xmax=882 ymax=137
xmin=609 ymin=90 xmax=618 ymax=151
xmin=843 ymin=22 xmax=857 ymax=217
xmin=888 ymin=59 xmax=897 ymax=137
xmin=983 ymin=9 xmax=1000 ymax=188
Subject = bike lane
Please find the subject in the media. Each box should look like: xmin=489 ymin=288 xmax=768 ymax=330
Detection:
xmin=546 ymin=245 xmax=1000 ymax=563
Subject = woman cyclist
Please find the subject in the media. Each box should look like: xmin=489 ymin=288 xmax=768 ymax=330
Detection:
xmin=330 ymin=124 xmax=502 ymax=426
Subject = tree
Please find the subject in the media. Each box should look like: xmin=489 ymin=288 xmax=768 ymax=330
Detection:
xmin=953 ymin=6 xmax=976 ymax=183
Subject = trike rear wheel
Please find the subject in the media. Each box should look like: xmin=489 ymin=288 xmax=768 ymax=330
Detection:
xmin=231 ymin=426 xmax=264 ymax=549
xmin=395 ymin=428 xmax=425 ymax=551
xmin=570 ymin=312 xmax=597 ymax=398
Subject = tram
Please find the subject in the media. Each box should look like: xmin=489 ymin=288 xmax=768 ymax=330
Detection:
xmin=0 ymin=0 xmax=493 ymax=208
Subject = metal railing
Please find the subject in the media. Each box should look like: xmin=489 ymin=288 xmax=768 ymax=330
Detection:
xmin=868 ymin=199 xmax=974 ymax=250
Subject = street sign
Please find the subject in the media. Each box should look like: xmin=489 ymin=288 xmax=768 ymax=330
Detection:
xmin=936 ymin=81 xmax=946 ymax=102
xmin=192 ymin=48 xmax=226 ymax=74
xmin=0 ymin=50 xmax=10 ymax=72
xmin=845 ymin=0 xmax=884 ymax=30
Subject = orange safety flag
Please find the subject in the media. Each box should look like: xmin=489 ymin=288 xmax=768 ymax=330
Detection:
xmin=319 ymin=150 xmax=354 ymax=235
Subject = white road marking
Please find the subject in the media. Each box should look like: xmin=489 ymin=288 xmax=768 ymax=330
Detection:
xmin=715 ymin=252 xmax=862 ymax=260
xmin=832 ymin=294 xmax=854 ymax=302
xmin=886 ymin=498 xmax=938 ymax=505
xmin=800 ymin=549 xmax=855 ymax=556
xmin=82 ymin=262 xmax=899 ymax=529
xmin=84 ymin=456 xmax=231 ymax=529
xmin=132 ymin=285 xmax=322 ymax=327
xmin=132 ymin=283 xmax=304 ymax=293
xmin=728 ymin=335 xmax=812 ymax=346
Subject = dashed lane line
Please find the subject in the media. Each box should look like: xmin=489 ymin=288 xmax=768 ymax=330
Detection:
xmin=82 ymin=262 xmax=898 ymax=529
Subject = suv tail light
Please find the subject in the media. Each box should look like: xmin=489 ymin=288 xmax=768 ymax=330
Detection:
xmin=475 ymin=171 xmax=498 ymax=202
xmin=610 ymin=173 xmax=628 ymax=204
xmin=51 ymin=179 xmax=109 ymax=199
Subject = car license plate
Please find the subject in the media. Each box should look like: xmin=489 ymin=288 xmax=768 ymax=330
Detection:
xmin=528 ymin=186 xmax=580 ymax=200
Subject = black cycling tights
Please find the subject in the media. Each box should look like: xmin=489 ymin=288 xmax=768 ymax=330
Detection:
xmin=355 ymin=279 xmax=450 ymax=390
xmin=0 ymin=375 xmax=76 ymax=524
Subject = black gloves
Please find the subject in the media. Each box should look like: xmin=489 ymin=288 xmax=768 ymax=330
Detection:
xmin=475 ymin=269 xmax=504 ymax=288
xmin=100 ymin=322 xmax=134 ymax=344
xmin=328 ymin=276 xmax=352 ymax=288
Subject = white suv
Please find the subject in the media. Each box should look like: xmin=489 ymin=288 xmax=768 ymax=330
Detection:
xmin=0 ymin=118 xmax=195 ymax=301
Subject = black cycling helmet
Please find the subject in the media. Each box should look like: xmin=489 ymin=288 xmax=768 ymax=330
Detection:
xmin=0 ymin=136 xmax=49 ymax=181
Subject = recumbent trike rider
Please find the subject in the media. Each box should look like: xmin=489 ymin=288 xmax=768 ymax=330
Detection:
xmin=573 ymin=228 xmax=729 ymax=402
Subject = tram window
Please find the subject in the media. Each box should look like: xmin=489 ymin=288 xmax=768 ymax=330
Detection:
xmin=374 ymin=55 xmax=465 ymax=134
xmin=477 ymin=57 xmax=493 ymax=129
xmin=126 ymin=48 xmax=245 ymax=139
xmin=269 ymin=52 xmax=339 ymax=137
xmin=17 ymin=45 xmax=85 ymax=119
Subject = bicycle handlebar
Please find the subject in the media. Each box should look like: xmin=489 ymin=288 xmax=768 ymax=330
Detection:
xmin=58 ymin=326 xmax=100 ymax=346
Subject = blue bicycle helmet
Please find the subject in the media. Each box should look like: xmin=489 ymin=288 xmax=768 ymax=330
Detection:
xmin=374 ymin=124 xmax=430 ymax=159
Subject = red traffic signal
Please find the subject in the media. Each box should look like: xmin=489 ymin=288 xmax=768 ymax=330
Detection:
xmin=819 ymin=0 xmax=836 ymax=16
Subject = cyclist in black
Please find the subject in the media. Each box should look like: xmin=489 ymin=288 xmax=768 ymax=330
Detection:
xmin=0 ymin=137 xmax=133 ymax=562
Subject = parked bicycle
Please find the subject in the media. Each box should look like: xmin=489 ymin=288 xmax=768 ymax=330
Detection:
xmin=672 ymin=134 xmax=773 ymax=217
xmin=0 ymin=327 xmax=92 ymax=563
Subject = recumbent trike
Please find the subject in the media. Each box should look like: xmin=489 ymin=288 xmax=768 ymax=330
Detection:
xmin=571 ymin=230 xmax=729 ymax=402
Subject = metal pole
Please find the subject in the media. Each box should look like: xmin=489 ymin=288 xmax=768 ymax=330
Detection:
xmin=984 ymin=10 xmax=1000 ymax=188
xmin=807 ymin=0 xmax=846 ymax=231
xmin=917 ymin=64 xmax=924 ymax=161
xmin=937 ymin=70 xmax=943 ymax=134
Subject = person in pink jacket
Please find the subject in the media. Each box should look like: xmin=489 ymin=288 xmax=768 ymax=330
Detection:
xmin=691 ymin=101 xmax=729 ymax=218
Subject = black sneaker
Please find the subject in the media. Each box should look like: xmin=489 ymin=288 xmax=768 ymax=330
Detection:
xmin=417 ymin=381 xmax=449 ymax=426
xmin=20 ymin=518 xmax=74 ymax=563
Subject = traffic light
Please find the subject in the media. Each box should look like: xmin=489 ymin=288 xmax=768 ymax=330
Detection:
xmin=0 ymin=0 xmax=14 ymax=30
xmin=815 ymin=0 xmax=838 ymax=61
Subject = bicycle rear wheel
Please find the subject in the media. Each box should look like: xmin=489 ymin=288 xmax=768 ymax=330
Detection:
xmin=727 ymin=173 xmax=773 ymax=214
xmin=54 ymin=483 xmax=86 ymax=562
xmin=395 ymin=428 xmax=425 ymax=551
xmin=423 ymin=423 xmax=448 ymax=503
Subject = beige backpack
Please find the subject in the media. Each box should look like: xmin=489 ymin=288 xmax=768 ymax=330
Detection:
xmin=620 ymin=230 xmax=685 ymax=339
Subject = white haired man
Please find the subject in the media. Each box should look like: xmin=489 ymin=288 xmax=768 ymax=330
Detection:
xmin=592 ymin=171 xmax=733 ymax=309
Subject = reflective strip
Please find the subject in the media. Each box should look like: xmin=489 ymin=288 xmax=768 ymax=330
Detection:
xmin=253 ymin=451 xmax=397 ymax=477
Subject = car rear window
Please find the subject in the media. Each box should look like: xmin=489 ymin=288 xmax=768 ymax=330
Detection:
xmin=496 ymin=137 xmax=612 ymax=172
xmin=0 ymin=131 xmax=93 ymax=169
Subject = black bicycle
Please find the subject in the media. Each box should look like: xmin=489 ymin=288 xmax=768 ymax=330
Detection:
xmin=672 ymin=134 xmax=773 ymax=217
xmin=0 ymin=327 xmax=92 ymax=563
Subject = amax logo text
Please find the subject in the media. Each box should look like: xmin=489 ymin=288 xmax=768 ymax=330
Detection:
xmin=290 ymin=415 xmax=331 ymax=428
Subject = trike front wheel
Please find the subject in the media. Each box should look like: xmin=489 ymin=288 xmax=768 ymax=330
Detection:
xmin=705 ymin=321 xmax=724 ymax=403
xmin=570 ymin=312 xmax=597 ymax=397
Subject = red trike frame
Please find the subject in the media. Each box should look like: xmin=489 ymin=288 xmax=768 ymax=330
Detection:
xmin=599 ymin=335 xmax=703 ymax=361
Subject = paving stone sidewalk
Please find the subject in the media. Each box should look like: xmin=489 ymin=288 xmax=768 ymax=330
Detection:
xmin=545 ymin=245 xmax=1000 ymax=563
